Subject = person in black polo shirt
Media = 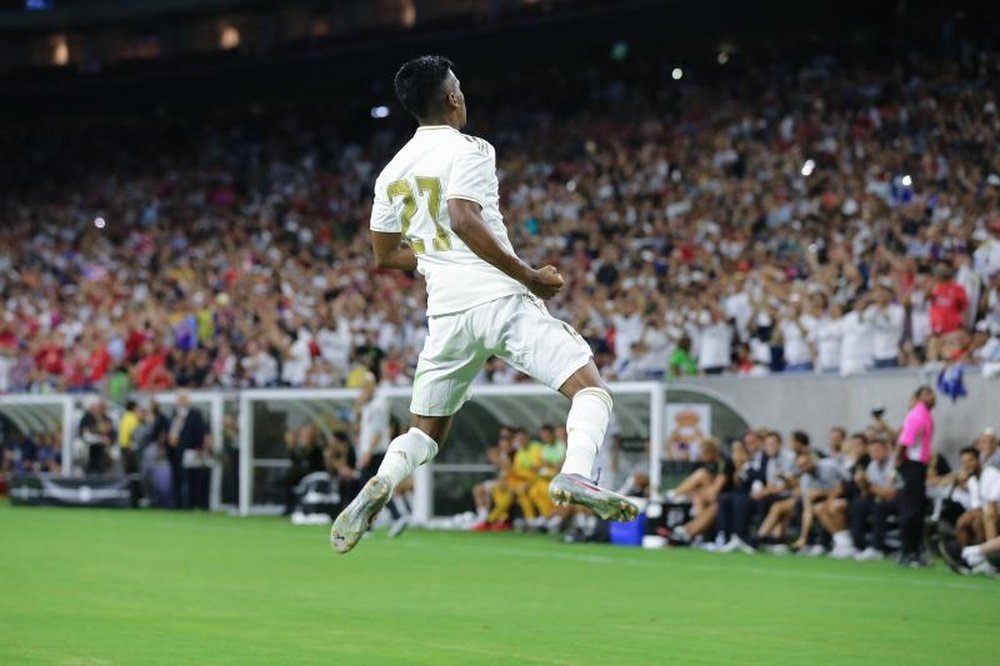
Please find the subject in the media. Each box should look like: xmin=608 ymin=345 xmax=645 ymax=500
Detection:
xmin=849 ymin=437 xmax=901 ymax=560
xmin=813 ymin=433 xmax=871 ymax=558
xmin=667 ymin=438 xmax=735 ymax=545
xmin=715 ymin=439 xmax=757 ymax=553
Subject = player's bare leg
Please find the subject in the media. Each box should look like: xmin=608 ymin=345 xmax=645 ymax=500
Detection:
xmin=547 ymin=361 xmax=639 ymax=522
xmin=330 ymin=415 xmax=450 ymax=554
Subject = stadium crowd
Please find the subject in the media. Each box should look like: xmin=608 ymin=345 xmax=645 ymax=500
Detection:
xmin=2 ymin=49 xmax=1000 ymax=396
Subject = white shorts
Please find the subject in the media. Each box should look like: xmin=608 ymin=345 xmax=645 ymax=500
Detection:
xmin=981 ymin=466 xmax=1000 ymax=505
xmin=410 ymin=294 xmax=593 ymax=417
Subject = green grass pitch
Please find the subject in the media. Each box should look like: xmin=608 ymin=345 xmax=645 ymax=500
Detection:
xmin=1 ymin=503 xmax=995 ymax=665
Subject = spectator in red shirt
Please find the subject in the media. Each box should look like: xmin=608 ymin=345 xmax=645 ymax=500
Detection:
xmin=88 ymin=342 xmax=112 ymax=385
xmin=63 ymin=347 xmax=90 ymax=392
xmin=35 ymin=341 xmax=64 ymax=386
xmin=928 ymin=264 xmax=970 ymax=362
xmin=134 ymin=342 xmax=174 ymax=390
xmin=930 ymin=264 xmax=969 ymax=335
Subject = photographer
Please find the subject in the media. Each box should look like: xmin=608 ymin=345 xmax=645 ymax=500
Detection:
xmin=867 ymin=406 xmax=897 ymax=443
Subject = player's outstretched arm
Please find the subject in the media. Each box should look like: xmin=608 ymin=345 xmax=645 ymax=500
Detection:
xmin=371 ymin=231 xmax=418 ymax=272
xmin=448 ymin=198 xmax=563 ymax=299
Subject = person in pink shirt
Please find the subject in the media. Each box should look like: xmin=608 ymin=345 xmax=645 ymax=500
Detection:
xmin=896 ymin=385 xmax=936 ymax=567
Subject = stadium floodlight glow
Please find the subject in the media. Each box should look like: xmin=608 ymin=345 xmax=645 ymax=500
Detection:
xmin=671 ymin=67 xmax=683 ymax=80
xmin=219 ymin=25 xmax=240 ymax=50
xmin=801 ymin=159 xmax=816 ymax=177
xmin=51 ymin=35 xmax=68 ymax=66
xmin=370 ymin=105 xmax=391 ymax=119
xmin=901 ymin=174 xmax=913 ymax=187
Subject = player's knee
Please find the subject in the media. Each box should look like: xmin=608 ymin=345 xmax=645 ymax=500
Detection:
xmin=573 ymin=385 xmax=612 ymax=410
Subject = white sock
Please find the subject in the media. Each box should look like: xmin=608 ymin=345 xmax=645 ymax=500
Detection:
xmin=560 ymin=387 xmax=613 ymax=478
xmin=833 ymin=531 xmax=852 ymax=548
xmin=476 ymin=507 xmax=488 ymax=521
xmin=375 ymin=427 xmax=438 ymax=489
xmin=962 ymin=545 xmax=986 ymax=566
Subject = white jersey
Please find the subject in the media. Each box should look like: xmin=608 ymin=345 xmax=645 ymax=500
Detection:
xmin=370 ymin=125 xmax=528 ymax=316
xmin=358 ymin=395 xmax=391 ymax=458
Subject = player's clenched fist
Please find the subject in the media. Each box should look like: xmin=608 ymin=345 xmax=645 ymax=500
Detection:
xmin=527 ymin=265 xmax=564 ymax=299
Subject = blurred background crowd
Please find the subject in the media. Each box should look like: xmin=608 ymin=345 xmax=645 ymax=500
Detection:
xmin=3 ymin=42 xmax=1000 ymax=397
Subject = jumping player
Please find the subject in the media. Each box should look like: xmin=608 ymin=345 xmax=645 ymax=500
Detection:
xmin=331 ymin=55 xmax=638 ymax=554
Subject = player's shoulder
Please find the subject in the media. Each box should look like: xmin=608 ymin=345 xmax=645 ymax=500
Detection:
xmin=457 ymin=132 xmax=494 ymax=158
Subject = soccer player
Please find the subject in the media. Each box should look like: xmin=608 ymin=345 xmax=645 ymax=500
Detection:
xmin=330 ymin=55 xmax=638 ymax=553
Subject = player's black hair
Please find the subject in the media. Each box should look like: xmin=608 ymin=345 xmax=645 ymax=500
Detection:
xmin=791 ymin=430 xmax=810 ymax=447
xmin=394 ymin=55 xmax=454 ymax=120
xmin=959 ymin=446 xmax=978 ymax=458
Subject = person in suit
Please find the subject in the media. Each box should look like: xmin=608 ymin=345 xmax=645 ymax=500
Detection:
xmin=167 ymin=390 xmax=210 ymax=509
xmin=79 ymin=397 xmax=115 ymax=475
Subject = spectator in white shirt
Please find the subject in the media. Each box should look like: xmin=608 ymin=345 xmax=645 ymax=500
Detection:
xmin=983 ymin=271 xmax=1000 ymax=332
xmin=697 ymin=306 xmax=734 ymax=375
xmin=280 ymin=329 xmax=313 ymax=387
xmin=316 ymin=317 xmax=352 ymax=371
xmin=778 ymin=300 xmax=816 ymax=372
xmin=864 ymin=284 xmax=905 ymax=369
xmin=723 ymin=273 xmax=754 ymax=341
xmin=612 ymin=300 xmax=644 ymax=364
xmin=839 ymin=300 xmax=873 ymax=376
xmin=973 ymin=226 xmax=1000 ymax=283
xmin=905 ymin=271 xmax=933 ymax=363
xmin=242 ymin=340 xmax=279 ymax=387
xmin=639 ymin=315 xmax=672 ymax=375
xmin=811 ymin=295 xmax=843 ymax=374
xmin=0 ymin=347 xmax=12 ymax=394
xmin=955 ymin=252 xmax=982 ymax=329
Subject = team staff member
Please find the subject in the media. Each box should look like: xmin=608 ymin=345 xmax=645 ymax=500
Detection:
xmin=896 ymin=385 xmax=936 ymax=567
xmin=356 ymin=372 xmax=391 ymax=483
xmin=354 ymin=372 xmax=409 ymax=534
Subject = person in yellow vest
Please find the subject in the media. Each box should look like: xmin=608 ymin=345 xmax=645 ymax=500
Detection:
xmin=118 ymin=399 xmax=141 ymax=474
xmin=509 ymin=429 xmax=544 ymax=523
xmin=528 ymin=425 xmax=564 ymax=525
xmin=485 ymin=429 xmax=541 ymax=528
